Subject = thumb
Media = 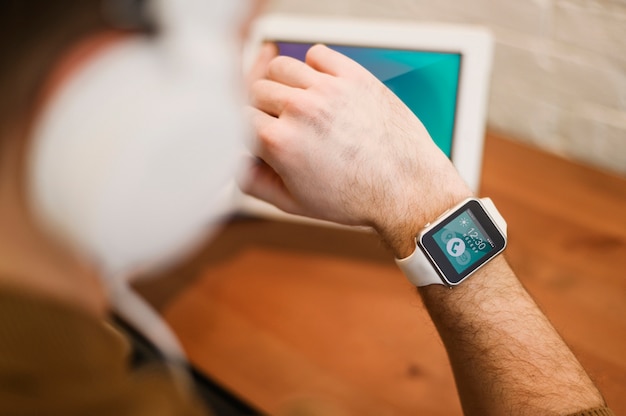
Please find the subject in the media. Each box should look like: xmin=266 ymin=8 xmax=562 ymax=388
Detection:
xmin=238 ymin=156 xmax=301 ymax=215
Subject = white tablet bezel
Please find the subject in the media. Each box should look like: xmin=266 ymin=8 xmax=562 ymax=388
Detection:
xmin=239 ymin=14 xmax=494 ymax=224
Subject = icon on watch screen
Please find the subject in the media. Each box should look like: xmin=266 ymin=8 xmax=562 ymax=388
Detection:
xmin=446 ymin=238 xmax=466 ymax=258
xmin=456 ymin=250 xmax=472 ymax=266
xmin=440 ymin=229 xmax=455 ymax=244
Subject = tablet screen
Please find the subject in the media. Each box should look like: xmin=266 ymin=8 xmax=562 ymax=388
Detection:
xmin=276 ymin=42 xmax=462 ymax=157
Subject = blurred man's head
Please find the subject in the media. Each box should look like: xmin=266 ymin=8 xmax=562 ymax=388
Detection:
xmin=0 ymin=0 xmax=264 ymax=279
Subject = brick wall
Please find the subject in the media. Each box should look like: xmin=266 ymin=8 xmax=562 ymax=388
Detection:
xmin=266 ymin=0 xmax=626 ymax=176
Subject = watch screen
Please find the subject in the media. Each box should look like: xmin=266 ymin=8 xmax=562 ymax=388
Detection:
xmin=433 ymin=209 xmax=494 ymax=274
xmin=420 ymin=200 xmax=506 ymax=285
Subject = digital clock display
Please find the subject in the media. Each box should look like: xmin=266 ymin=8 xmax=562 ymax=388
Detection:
xmin=419 ymin=199 xmax=507 ymax=285
xmin=433 ymin=209 xmax=495 ymax=274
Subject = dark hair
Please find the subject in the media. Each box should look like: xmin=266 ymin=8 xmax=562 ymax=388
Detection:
xmin=0 ymin=2 xmax=106 ymax=137
xmin=0 ymin=0 xmax=150 ymax=141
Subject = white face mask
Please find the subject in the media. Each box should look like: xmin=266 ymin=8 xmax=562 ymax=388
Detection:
xmin=27 ymin=0 xmax=251 ymax=279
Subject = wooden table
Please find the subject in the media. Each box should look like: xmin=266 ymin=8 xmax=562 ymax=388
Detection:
xmin=137 ymin=132 xmax=626 ymax=415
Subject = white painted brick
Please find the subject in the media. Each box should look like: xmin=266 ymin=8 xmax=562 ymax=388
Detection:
xmin=488 ymin=89 xmax=565 ymax=153
xmin=270 ymin=0 xmax=554 ymax=36
xmin=268 ymin=0 xmax=463 ymax=22
xmin=490 ymin=40 xmax=554 ymax=98
xmin=491 ymin=26 xmax=626 ymax=110
xmin=425 ymin=0 xmax=553 ymax=38
xmin=555 ymin=0 xmax=626 ymax=65
xmin=267 ymin=0 xmax=350 ymax=15
xmin=550 ymin=52 xmax=626 ymax=111
xmin=556 ymin=0 xmax=626 ymax=13
xmin=561 ymin=104 xmax=626 ymax=175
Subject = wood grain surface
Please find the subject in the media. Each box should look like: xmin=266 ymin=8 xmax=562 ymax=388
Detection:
xmin=136 ymin=132 xmax=626 ymax=415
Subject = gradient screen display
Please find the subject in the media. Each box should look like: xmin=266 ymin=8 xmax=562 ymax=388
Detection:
xmin=276 ymin=42 xmax=462 ymax=157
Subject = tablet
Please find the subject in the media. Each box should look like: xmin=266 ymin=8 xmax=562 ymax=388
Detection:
xmin=239 ymin=14 xmax=493 ymax=224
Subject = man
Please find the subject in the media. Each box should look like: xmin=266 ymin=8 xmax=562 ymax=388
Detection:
xmin=0 ymin=0 xmax=614 ymax=415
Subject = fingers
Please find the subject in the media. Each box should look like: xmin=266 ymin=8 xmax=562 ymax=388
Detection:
xmin=250 ymin=45 xmax=355 ymax=115
xmin=246 ymin=105 xmax=279 ymax=158
xmin=267 ymin=55 xmax=321 ymax=88
xmin=252 ymin=44 xmax=362 ymax=94
xmin=250 ymin=79 xmax=294 ymax=117
xmin=238 ymin=155 xmax=300 ymax=215
xmin=246 ymin=42 xmax=278 ymax=88
xmin=243 ymin=107 xmax=288 ymax=203
xmin=249 ymin=49 xmax=320 ymax=119
xmin=239 ymin=157 xmax=281 ymax=199
xmin=305 ymin=44 xmax=365 ymax=78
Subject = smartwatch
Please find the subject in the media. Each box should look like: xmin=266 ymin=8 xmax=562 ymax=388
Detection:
xmin=395 ymin=197 xmax=507 ymax=287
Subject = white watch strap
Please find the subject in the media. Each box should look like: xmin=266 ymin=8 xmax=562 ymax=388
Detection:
xmin=395 ymin=245 xmax=442 ymax=286
xmin=481 ymin=197 xmax=507 ymax=236
xmin=395 ymin=197 xmax=507 ymax=287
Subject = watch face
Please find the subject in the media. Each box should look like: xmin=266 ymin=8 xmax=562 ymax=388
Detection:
xmin=419 ymin=199 xmax=506 ymax=285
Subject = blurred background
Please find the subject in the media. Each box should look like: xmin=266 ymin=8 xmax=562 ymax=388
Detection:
xmin=266 ymin=0 xmax=626 ymax=177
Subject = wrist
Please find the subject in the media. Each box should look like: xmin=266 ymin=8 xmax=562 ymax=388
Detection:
xmin=375 ymin=176 xmax=472 ymax=258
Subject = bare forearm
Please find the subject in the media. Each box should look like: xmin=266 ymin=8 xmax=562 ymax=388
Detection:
xmin=246 ymin=44 xmax=607 ymax=416
xmin=374 ymin=172 xmax=605 ymax=414
xmin=419 ymin=256 xmax=605 ymax=416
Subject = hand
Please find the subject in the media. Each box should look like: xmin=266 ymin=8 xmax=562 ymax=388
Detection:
xmin=245 ymin=45 xmax=608 ymax=416
xmin=245 ymin=44 xmax=471 ymax=256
